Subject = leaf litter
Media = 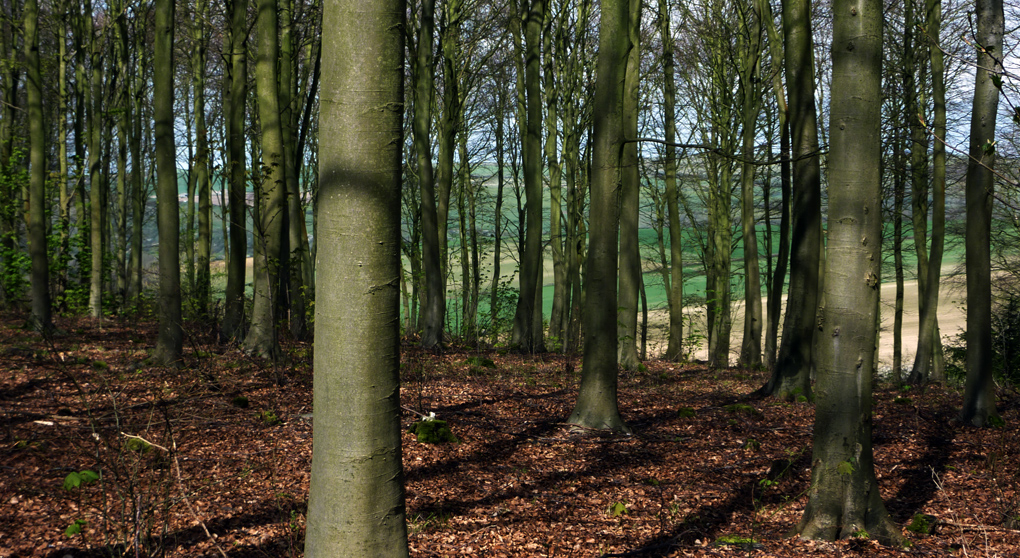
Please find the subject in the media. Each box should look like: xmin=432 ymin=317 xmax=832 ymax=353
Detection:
xmin=0 ymin=314 xmax=1018 ymax=557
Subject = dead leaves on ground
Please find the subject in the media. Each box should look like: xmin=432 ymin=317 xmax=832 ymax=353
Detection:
xmin=0 ymin=314 xmax=1018 ymax=557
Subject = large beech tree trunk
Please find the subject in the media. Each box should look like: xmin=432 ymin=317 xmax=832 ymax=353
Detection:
xmin=304 ymin=0 xmax=409 ymax=554
xmin=793 ymin=0 xmax=902 ymax=545
xmin=961 ymin=0 xmax=1003 ymax=427
xmin=153 ymin=0 xmax=183 ymax=366
xmin=567 ymin=0 xmax=629 ymax=433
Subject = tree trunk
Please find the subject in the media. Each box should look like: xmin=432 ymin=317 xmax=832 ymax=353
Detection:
xmin=245 ymin=0 xmax=288 ymax=360
xmin=512 ymin=0 xmax=546 ymax=353
xmin=87 ymin=1 xmax=105 ymax=319
xmin=24 ymin=0 xmax=50 ymax=332
xmin=413 ymin=0 xmax=444 ymax=349
xmin=760 ymin=0 xmax=790 ymax=372
xmin=659 ymin=0 xmax=684 ymax=361
xmin=304 ymin=0 xmax=409 ymax=554
xmin=281 ymin=0 xmax=309 ymax=340
xmin=760 ymin=0 xmax=822 ymax=397
xmin=127 ymin=9 xmax=146 ymax=304
xmin=793 ymin=0 xmax=902 ymax=544
xmin=568 ymin=0 xmax=629 ymax=433
xmin=961 ymin=0 xmax=1002 ymax=428
xmin=193 ymin=0 xmax=212 ymax=320
xmin=222 ymin=0 xmax=249 ymax=342
xmin=910 ymin=0 xmax=948 ymax=385
xmin=738 ymin=0 xmax=763 ymax=368
xmin=153 ymin=0 xmax=183 ymax=366
xmin=617 ymin=0 xmax=641 ymax=370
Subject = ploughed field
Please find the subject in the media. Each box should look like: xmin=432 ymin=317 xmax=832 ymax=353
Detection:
xmin=0 ymin=313 xmax=1017 ymax=557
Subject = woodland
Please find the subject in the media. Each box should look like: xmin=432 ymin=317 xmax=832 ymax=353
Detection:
xmin=1 ymin=0 xmax=1020 ymax=555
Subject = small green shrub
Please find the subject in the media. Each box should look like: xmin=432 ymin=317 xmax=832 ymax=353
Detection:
xmin=724 ymin=403 xmax=761 ymax=417
xmin=714 ymin=534 xmax=756 ymax=546
xmin=677 ymin=407 xmax=696 ymax=418
xmin=231 ymin=395 xmax=250 ymax=408
xmin=409 ymin=417 xmax=458 ymax=444
xmin=907 ymin=513 xmax=936 ymax=534
xmin=607 ymin=501 xmax=628 ymax=517
xmin=465 ymin=356 xmax=496 ymax=369
xmin=258 ymin=410 xmax=282 ymax=426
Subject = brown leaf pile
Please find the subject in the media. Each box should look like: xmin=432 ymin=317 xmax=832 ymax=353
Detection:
xmin=1 ymin=314 xmax=1018 ymax=557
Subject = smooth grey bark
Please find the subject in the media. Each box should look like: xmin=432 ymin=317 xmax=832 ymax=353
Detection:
xmin=793 ymin=0 xmax=901 ymax=544
xmin=961 ymin=0 xmax=1003 ymax=428
xmin=245 ymin=0 xmax=288 ymax=360
xmin=512 ymin=0 xmax=546 ymax=353
xmin=760 ymin=0 xmax=822 ymax=398
xmin=738 ymin=0 xmax=763 ymax=368
xmin=304 ymin=0 xmax=409 ymax=554
xmin=759 ymin=0 xmax=789 ymax=372
xmin=659 ymin=0 xmax=684 ymax=361
xmin=193 ymin=0 xmax=212 ymax=319
xmin=24 ymin=0 xmax=50 ymax=332
xmin=414 ymin=0 xmax=444 ymax=349
xmin=87 ymin=0 xmax=105 ymax=319
xmin=153 ymin=0 xmax=183 ymax=366
xmin=567 ymin=0 xmax=629 ymax=433
xmin=222 ymin=0 xmax=249 ymax=342
xmin=909 ymin=0 xmax=948 ymax=385
xmin=618 ymin=0 xmax=641 ymax=370
xmin=127 ymin=7 xmax=146 ymax=304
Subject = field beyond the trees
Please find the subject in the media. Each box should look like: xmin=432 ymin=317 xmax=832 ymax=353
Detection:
xmin=0 ymin=313 xmax=1018 ymax=557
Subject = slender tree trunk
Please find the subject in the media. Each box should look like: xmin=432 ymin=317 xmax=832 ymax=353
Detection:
xmin=760 ymin=0 xmax=790 ymax=371
xmin=892 ymin=122 xmax=905 ymax=384
xmin=414 ymin=0 xmax=444 ymax=349
xmin=793 ymin=0 xmax=902 ymax=544
xmin=87 ymin=1 xmax=105 ymax=319
xmin=55 ymin=1 xmax=70 ymax=304
xmin=25 ymin=0 xmax=50 ymax=332
xmin=568 ymin=0 xmax=629 ymax=433
xmin=961 ymin=0 xmax=1002 ymax=427
xmin=192 ymin=0 xmax=212 ymax=320
xmin=545 ymin=3 xmax=566 ymax=348
xmin=738 ymin=1 xmax=763 ymax=368
xmin=127 ymin=9 xmax=146 ymax=304
xmin=760 ymin=0 xmax=822 ymax=397
xmin=281 ymin=0 xmax=308 ymax=340
xmin=245 ymin=0 xmax=288 ymax=360
xmin=153 ymin=0 xmax=183 ymax=366
xmin=659 ymin=0 xmax=684 ymax=361
xmin=222 ymin=0 xmax=249 ymax=342
xmin=617 ymin=0 xmax=641 ymax=370
xmin=512 ymin=0 xmax=546 ymax=353
xmin=910 ymin=0 xmax=948 ymax=384
xmin=304 ymin=0 xmax=409 ymax=554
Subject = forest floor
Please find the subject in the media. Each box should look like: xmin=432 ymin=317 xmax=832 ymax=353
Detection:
xmin=1 ymin=312 xmax=1019 ymax=557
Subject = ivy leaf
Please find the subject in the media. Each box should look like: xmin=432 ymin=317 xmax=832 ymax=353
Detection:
xmin=65 ymin=519 xmax=87 ymax=537
xmin=992 ymin=74 xmax=1003 ymax=90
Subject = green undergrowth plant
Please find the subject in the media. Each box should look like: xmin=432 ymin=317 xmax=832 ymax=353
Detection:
xmin=409 ymin=413 xmax=458 ymax=444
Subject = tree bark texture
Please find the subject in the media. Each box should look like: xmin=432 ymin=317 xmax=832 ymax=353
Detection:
xmin=304 ymin=0 xmax=409 ymax=554
xmin=961 ymin=0 xmax=1003 ymax=427
xmin=568 ymin=0 xmax=629 ymax=433
xmin=793 ymin=0 xmax=902 ymax=545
